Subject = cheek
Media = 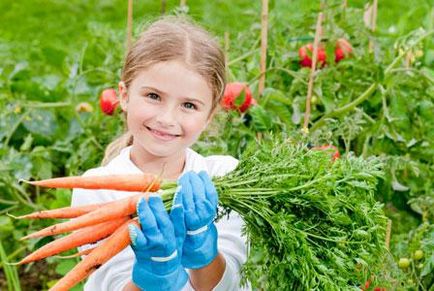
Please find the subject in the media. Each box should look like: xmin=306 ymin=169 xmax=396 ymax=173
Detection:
xmin=182 ymin=115 xmax=208 ymax=136
xmin=126 ymin=106 xmax=153 ymax=128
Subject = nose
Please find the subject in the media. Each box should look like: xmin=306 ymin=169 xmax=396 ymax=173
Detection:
xmin=155 ymin=105 xmax=177 ymax=128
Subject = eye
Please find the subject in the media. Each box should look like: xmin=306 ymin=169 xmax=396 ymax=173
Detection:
xmin=183 ymin=102 xmax=197 ymax=110
xmin=146 ymin=93 xmax=160 ymax=101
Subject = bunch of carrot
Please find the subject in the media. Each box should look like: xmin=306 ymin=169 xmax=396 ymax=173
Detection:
xmin=12 ymin=136 xmax=388 ymax=290
xmin=13 ymin=174 xmax=177 ymax=291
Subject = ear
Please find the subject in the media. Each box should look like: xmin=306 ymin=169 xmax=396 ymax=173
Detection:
xmin=118 ymin=81 xmax=129 ymax=112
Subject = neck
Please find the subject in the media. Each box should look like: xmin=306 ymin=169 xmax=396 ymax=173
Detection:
xmin=129 ymin=144 xmax=186 ymax=180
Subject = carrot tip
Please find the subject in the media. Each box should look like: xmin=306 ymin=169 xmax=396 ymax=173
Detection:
xmin=54 ymin=253 xmax=82 ymax=259
xmin=18 ymin=179 xmax=30 ymax=184
xmin=19 ymin=179 xmax=39 ymax=187
xmin=4 ymin=261 xmax=21 ymax=266
xmin=54 ymin=255 xmax=74 ymax=259
xmin=6 ymin=212 xmax=21 ymax=220
xmin=20 ymin=233 xmax=42 ymax=240
xmin=20 ymin=234 xmax=33 ymax=241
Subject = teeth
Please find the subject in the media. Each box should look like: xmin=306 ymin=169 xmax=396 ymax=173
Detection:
xmin=147 ymin=127 xmax=178 ymax=138
xmin=152 ymin=129 xmax=171 ymax=136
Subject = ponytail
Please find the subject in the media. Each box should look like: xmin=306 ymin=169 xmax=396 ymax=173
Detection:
xmin=101 ymin=132 xmax=133 ymax=166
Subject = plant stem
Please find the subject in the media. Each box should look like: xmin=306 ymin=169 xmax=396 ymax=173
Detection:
xmin=0 ymin=205 xmax=18 ymax=215
xmin=10 ymin=182 xmax=38 ymax=209
xmin=389 ymin=68 xmax=434 ymax=82
xmin=303 ymin=12 xmax=323 ymax=133
xmin=227 ymin=37 xmax=261 ymax=66
xmin=127 ymin=0 xmax=133 ymax=51
xmin=23 ymin=101 xmax=71 ymax=109
xmin=223 ymin=174 xmax=304 ymax=188
xmin=311 ymin=83 xmax=377 ymax=131
xmin=0 ymin=198 xmax=19 ymax=205
xmin=258 ymin=0 xmax=269 ymax=96
xmin=297 ymin=228 xmax=362 ymax=244
xmin=4 ymin=110 xmax=31 ymax=146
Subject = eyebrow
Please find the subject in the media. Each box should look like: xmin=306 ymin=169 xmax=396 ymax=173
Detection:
xmin=141 ymin=86 xmax=206 ymax=106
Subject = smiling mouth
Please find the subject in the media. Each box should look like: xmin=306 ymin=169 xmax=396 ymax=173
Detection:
xmin=145 ymin=126 xmax=181 ymax=139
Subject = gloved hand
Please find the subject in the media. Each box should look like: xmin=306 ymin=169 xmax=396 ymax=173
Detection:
xmin=177 ymin=171 xmax=219 ymax=269
xmin=128 ymin=194 xmax=188 ymax=291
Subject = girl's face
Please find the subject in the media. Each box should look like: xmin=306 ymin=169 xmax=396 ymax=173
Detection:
xmin=119 ymin=60 xmax=214 ymax=158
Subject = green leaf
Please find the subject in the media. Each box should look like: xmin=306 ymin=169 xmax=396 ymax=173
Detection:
xmin=22 ymin=109 xmax=58 ymax=137
xmin=420 ymin=252 xmax=433 ymax=277
xmin=391 ymin=179 xmax=409 ymax=192
xmin=249 ymin=105 xmax=273 ymax=132
xmin=55 ymin=259 xmax=77 ymax=276
xmin=20 ymin=134 xmax=33 ymax=151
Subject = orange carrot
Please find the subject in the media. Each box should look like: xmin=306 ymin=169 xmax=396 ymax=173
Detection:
xmin=21 ymin=193 xmax=146 ymax=240
xmin=21 ymin=174 xmax=161 ymax=192
xmin=49 ymin=218 xmax=138 ymax=291
xmin=55 ymin=247 xmax=95 ymax=259
xmin=14 ymin=202 xmax=110 ymax=220
xmin=17 ymin=217 xmax=128 ymax=265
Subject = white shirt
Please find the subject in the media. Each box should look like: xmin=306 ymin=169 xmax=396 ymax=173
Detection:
xmin=71 ymin=146 xmax=249 ymax=291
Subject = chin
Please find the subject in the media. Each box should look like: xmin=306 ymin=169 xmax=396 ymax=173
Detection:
xmin=146 ymin=147 xmax=179 ymax=157
xmin=141 ymin=140 xmax=186 ymax=158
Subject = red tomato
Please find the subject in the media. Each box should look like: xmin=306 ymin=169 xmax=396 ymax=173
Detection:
xmin=221 ymin=82 xmax=253 ymax=113
xmin=335 ymin=38 xmax=352 ymax=62
xmin=299 ymin=43 xmax=327 ymax=68
xmin=362 ymin=279 xmax=371 ymax=290
xmin=311 ymin=145 xmax=340 ymax=161
xmin=99 ymin=88 xmax=119 ymax=115
xmin=361 ymin=277 xmax=386 ymax=291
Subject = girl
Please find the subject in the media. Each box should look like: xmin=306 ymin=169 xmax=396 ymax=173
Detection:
xmin=71 ymin=16 xmax=248 ymax=291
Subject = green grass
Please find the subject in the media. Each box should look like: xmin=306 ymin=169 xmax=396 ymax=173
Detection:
xmin=0 ymin=0 xmax=432 ymax=289
xmin=0 ymin=240 xmax=21 ymax=291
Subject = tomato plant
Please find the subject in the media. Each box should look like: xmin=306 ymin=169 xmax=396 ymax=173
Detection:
xmin=0 ymin=0 xmax=432 ymax=289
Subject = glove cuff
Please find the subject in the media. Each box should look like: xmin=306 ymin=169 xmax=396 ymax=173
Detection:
xmin=132 ymin=265 xmax=188 ymax=291
xmin=182 ymin=224 xmax=218 ymax=269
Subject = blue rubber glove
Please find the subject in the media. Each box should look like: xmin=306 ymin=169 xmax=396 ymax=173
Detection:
xmin=128 ymin=195 xmax=188 ymax=291
xmin=177 ymin=171 xmax=219 ymax=269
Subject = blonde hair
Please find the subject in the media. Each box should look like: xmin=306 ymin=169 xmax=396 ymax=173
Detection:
xmin=101 ymin=16 xmax=226 ymax=166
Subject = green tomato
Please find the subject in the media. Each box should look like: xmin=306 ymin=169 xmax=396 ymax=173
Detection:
xmin=337 ymin=241 xmax=346 ymax=249
xmin=398 ymin=258 xmax=410 ymax=269
xmin=413 ymin=250 xmax=424 ymax=260
xmin=353 ymin=229 xmax=371 ymax=241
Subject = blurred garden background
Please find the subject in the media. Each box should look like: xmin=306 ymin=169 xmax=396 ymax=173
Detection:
xmin=0 ymin=0 xmax=433 ymax=290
